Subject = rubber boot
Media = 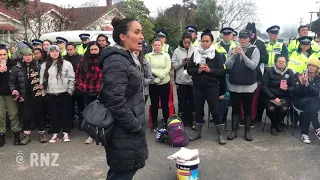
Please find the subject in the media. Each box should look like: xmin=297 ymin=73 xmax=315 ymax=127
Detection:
xmin=13 ymin=131 xmax=20 ymax=146
xmin=223 ymin=116 xmax=229 ymax=131
xmin=189 ymin=123 xmax=202 ymax=141
xmin=191 ymin=112 xmax=196 ymax=130
xmin=20 ymin=134 xmax=31 ymax=145
xmin=244 ymin=116 xmax=253 ymax=141
xmin=227 ymin=116 xmax=240 ymax=140
xmin=0 ymin=134 xmax=5 ymax=147
xmin=215 ymin=125 xmax=226 ymax=145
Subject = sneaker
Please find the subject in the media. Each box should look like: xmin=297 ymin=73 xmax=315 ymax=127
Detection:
xmin=251 ymin=121 xmax=255 ymax=128
xmin=301 ymin=134 xmax=311 ymax=144
xmin=63 ymin=132 xmax=70 ymax=142
xmin=49 ymin=133 xmax=59 ymax=143
xmin=85 ymin=137 xmax=94 ymax=144
xmin=314 ymin=130 xmax=320 ymax=140
xmin=239 ymin=119 xmax=245 ymax=127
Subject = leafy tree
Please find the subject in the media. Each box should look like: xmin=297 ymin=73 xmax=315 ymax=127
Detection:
xmin=153 ymin=15 xmax=181 ymax=49
xmin=121 ymin=0 xmax=154 ymax=43
xmin=195 ymin=0 xmax=220 ymax=31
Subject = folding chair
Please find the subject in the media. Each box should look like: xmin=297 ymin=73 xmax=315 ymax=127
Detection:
xmin=148 ymin=82 xmax=175 ymax=129
xmin=262 ymin=109 xmax=291 ymax=133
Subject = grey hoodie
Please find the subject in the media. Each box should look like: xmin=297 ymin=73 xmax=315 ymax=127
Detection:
xmin=172 ymin=45 xmax=195 ymax=86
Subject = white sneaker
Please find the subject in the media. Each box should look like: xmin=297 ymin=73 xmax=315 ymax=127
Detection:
xmin=63 ymin=132 xmax=70 ymax=142
xmin=301 ymin=134 xmax=311 ymax=144
xmin=85 ymin=137 xmax=94 ymax=144
xmin=49 ymin=133 xmax=59 ymax=143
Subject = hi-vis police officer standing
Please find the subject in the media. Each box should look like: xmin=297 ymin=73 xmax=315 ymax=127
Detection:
xmin=265 ymin=25 xmax=288 ymax=68
xmin=215 ymin=27 xmax=237 ymax=60
xmin=185 ymin=25 xmax=198 ymax=47
xmin=56 ymin=37 xmax=68 ymax=56
xmin=77 ymin=33 xmax=91 ymax=55
xmin=288 ymin=25 xmax=319 ymax=58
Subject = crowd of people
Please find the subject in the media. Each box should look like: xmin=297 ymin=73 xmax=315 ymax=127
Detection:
xmin=0 ymin=15 xmax=320 ymax=179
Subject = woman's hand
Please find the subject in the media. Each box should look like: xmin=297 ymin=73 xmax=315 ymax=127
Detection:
xmin=232 ymin=48 xmax=238 ymax=56
xmin=298 ymin=74 xmax=304 ymax=85
xmin=274 ymin=98 xmax=281 ymax=103
xmin=237 ymin=48 xmax=244 ymax=56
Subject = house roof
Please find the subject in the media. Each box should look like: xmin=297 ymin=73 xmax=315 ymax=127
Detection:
xmin=0 ymin=1 xmax=121 ymax=30
xmin=0 ymin=24 xmax=16 ymax=31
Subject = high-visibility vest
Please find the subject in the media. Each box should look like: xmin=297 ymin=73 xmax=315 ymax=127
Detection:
xmin=288 ymin=51 xmax=319 ymax=73
xmin=288 ymin=39 xmax=319 ymax=58
xmin=8 ymin=51 xmax=11 ymax=59
xmin=215 ymin=41 xmax=236 ymax=58
xmin=76 ymin=44 xmax=87 ymax=55
xmin=265 ymin=41 xmax=284 ymax=67
xmin=152 ymin=43 xmax=169 ymax=53
xmin=61 ymin=50 xmax=67 ymax=56
xmin=193 ymin=40 xmax=199 ymax=47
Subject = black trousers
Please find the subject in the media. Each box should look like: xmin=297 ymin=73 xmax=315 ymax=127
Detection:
xmin=84 ymin=95 xmax=96 ymax=106
xmin=230 ymin=92 xmax=254 ymax=117
xmin=107 ymin=169 xmax=138 ymax=180
xmin=149 ymin=83 xmax=170 ymax=127
xmin=48 ymin=92 xmax=72 ymax=133
xmin=295 ymin=97 xmax=320 ymax=135
xmin=193 ymin=85 xmax=222 ymax=125
xmin=177 ymin=84 xmax=195 ymax=113
xmin=19 ymin=97 xmax=44 ymax=131
xmin=265 ymin=98 xmax=289 ymax=128
xmin=72 ymin=94 xmax=85 ymax=115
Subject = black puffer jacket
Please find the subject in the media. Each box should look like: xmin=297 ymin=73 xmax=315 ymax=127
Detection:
xmin=9 ymin=62 xmax=42 ymax=99
xmin=0 ymin=58 xmax=16 ymax=96
xmin=251 ymin=36 xmax=268 ymax=82
xmin=292 ymin=74 xmax=320 ymax=99
xmin=262 ymin=67 xmax=295 ymax=100
xmin=99 ymin=46 xmax=147 ymax=172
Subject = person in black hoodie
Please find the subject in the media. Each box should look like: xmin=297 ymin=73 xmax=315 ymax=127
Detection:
xmin=9 ymin=48 xmax=47 ymax=144
xmin=187 ymin=28 xmax=226 ymax=145
xmin=0 ymin=45 xmax=20 ymax=147
xmin=245 ymin=22 xmax=269 ymax=126
xmin=65 ymin=42 xmax=84 ymax=130
xmin=262 ymin=55 xmax=295 ymax=135
xmin=99 ymin=17 xmax=147 ymax=180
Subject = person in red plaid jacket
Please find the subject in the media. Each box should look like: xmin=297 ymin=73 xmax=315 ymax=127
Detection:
xmin=75 ymin=41 xmax=103 ymax=144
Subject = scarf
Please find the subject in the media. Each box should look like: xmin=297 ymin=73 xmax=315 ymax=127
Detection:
xmin=114 ymin=44 xmax=141 ymax=69
xmin=273 ymin=65 xmax=288 ymax=76
xmin=193 ymin=44 xmax=216 ymax=65
xmin=241 ymin=42 xmax=252 ymax=52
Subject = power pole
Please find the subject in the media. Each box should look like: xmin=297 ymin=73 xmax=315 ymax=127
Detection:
xmin=298 ymin=18 xmax=303 ymax=25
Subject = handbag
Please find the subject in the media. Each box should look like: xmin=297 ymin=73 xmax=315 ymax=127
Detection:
xmin=81 ymin=84 xmax=140 ymax=146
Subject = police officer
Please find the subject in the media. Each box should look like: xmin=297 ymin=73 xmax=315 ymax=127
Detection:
xmin=265 ymin=25 xmax=288 ymax=68
xmin=288 ymin=25 xmax=319 ymax=58
xmin=185 ymin=25 xmax=198 ymax=47
xmin=32 ymin=39 xmax=43 ymax=49
xmin=153 ymin=28 xmax=173 ymax=58
xmin=215 ymin=27 xmax=237 ymax=59
xmin=233 ymin=30 xmax=238 ymax=42
xmin=77 ymin=33 xmax=90 ymax=55
xmin=56 ymin=37 xmax=68 ymax=56
xmin=288 ymin=36 xmax=319 ymax=73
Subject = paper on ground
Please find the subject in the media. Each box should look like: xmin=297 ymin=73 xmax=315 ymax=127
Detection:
xmin=167 ymin=147 xmax=199 ymax=163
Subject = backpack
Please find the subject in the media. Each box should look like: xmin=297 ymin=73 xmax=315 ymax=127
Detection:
xmin=167 ymin=115 xmax=189 ymax=147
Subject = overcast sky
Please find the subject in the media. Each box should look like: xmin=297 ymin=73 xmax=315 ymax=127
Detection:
xmin=43 ymin=0 xmax=318 ymax=33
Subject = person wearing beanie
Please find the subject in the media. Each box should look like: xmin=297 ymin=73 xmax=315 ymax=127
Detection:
xmin=9 ymin=48 xmax=47 ymax=144
xmin=40 ymin=44 xmax=75 ymax=143
xmin=187 ymin=28 xmax=226 ymax=145
xmin=243 ymin=22 xmax=269 ymax=127
xmin=225 ymin=30 xmax=260 ymax=142
xmin=288 ymin=36 xmax=319 ymax=74
xmin=293 ymin=58 xmax=320 ymax=144
xmin=262 ymin=55 xmax=295 ymax=136
xmin=288 ymin=25 xmax=319 ymax=59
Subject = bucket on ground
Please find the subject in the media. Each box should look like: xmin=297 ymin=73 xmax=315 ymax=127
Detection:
xmin=176 ymin=158 xmax=199 ymax=180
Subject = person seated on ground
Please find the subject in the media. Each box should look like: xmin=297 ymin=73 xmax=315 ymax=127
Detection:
xmin=292 ymin=59 xmax=320 ymax=144
xmin=262 ymin=55 xmax=295 ymax=136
